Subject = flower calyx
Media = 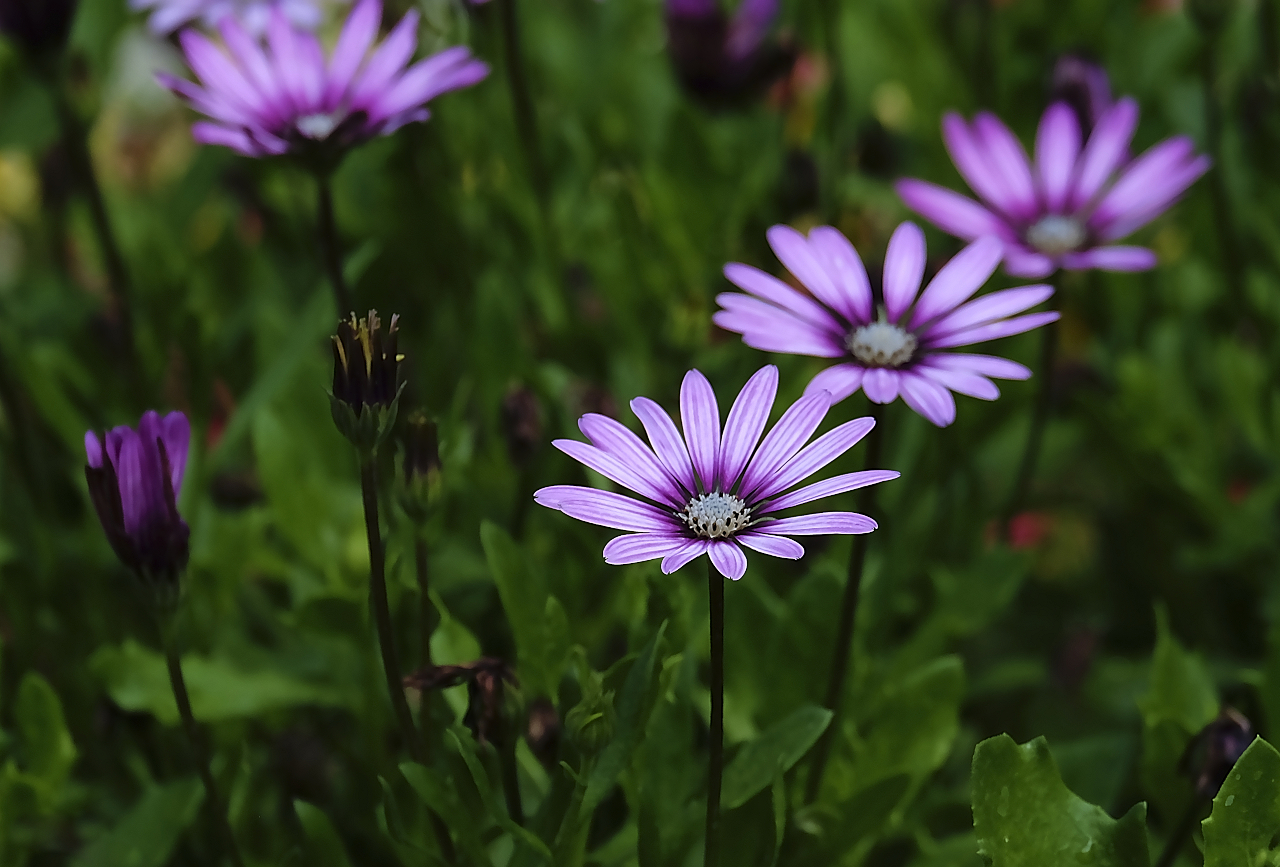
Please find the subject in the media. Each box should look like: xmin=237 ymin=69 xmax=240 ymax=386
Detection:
xmin=330 ymin=310 xmax=405 ymax=458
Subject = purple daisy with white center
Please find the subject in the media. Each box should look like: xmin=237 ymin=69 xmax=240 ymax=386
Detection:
xmin=896 ymin=99 xmax=1210 ymax=279
xmin=132 ymin=0 xmax=336 ymax=36
xmin=714 ymin=222 xmax=1059 ymax=427
xmin=535 ymin=365 xmax=898 ymax=581
xmin=158 ymin=0 xmax=489 ymax=159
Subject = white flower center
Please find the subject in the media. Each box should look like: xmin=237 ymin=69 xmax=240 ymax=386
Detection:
xmin=680 ymin=492 xmax=752 ymax=539
xmin=1025 ymin=215 xmax=1086 ymax=256
xmin=295 ymin=112 xmax=344 ymax=140
xmin=847 ymin=321 xmax=918 ymax=368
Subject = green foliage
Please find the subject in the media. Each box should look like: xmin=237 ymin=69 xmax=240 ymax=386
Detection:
xmin=1202 ymin=737 xmax=1280 ymax=867
xmin=972 ymin=735 xmax=1149 ymax=867
xmin=292 ymin=800 xmax=354 ymax=867
xmin=69 ymin=778 xmax=204 ymax=867
xmin=721 ymin=705 xmax=831 ymax=809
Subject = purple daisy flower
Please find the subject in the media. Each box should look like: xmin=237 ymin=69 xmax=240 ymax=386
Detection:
xmin=896 ymin=99 xmax=1210 ymax=279
xmin=131 ymin=0 xmax=335 ymax=36
xmin=535 ymin=365 xmax=898 ymax=581
xmin=158 ymin=0 xmax=489 ymax=159
xmin=714 ymin=222 xmax=1059 ymax=427
xmin=84 ymin=410 xmax=192 ymax=587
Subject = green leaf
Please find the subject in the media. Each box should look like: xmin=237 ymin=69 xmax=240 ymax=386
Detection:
xmin=972 ymin=735 xmax=1149 ymax=867
xmin=446 ymin=727 xmax=553 ymax=863
xmin=70 ymin=778 xmax=204 ymax=867
xmin=14 ymin=672 xmax=76 ymax=789
xmin=721 ymin=705 xmax=832 ymax=809
xmin=293 ymin=800 xmax=353 ymax=867
xmin=91 ymin=640 xmax=349 ymax=725
xmin=1202 ymin=736 xmax=1280 ymax=867
xmin=399 ymin=762 xmax=493 ymax=867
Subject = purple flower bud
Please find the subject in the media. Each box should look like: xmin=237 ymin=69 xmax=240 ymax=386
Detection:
xmin=665 ymin=0 xmax=793 ymax=107
xmin=0 ymin=0 xmax=77 ymax=57
xmin=84 ymin=411 xmax=191 ymax=594
xmin=1180 ymin=707 xmax=1254 ymax=799
xmin=1050 ymin=54 xmax=1114 ymax=138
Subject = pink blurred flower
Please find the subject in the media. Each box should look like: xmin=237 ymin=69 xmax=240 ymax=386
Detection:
xmin=132 ymin=0 xmax=337 ymax=36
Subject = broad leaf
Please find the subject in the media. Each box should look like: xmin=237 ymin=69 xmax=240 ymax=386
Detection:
xmin=70 ymin=778 xmax=204 ymax=867
xmin=1201 ymin=736 xmax=1280 ymax=867
xmin=721 ymin=704 xmax=831 ymax=809
xmin=14 ymin=672 xmax=76 ymax=790
xmin=293 ymin=800 xmax=353 ymax=867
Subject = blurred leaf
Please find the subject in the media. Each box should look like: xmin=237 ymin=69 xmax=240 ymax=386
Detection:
xmin=972 ymin=735 xmax=1149 ymax=867
xmin=293 ymin=800 xmax=353 ymax=867
xmin=70 ymin=778 xmax=204 ymax=867
xmin=399 ymin=762 xmax=493 ymax=867
xmin=795 ymin=774 xmax=911 ymax=867
xmin=721 ymin=705 xmax=831 ymax=809
xmin=14 ymin=672 xmax=75 ymax=791
xmin=1201 ymin=737 xmax=1280 ymax=867
xmin=0 ymin=78 xmax=57 ymax=150
xmin=446 ymin=727 xmax=552 ymax=862
xmin=91 ymin=640 xmax=348 ymax=725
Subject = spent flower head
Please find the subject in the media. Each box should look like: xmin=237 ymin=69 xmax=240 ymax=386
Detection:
xmin=536 ymin=365 xmax=898 ymax=580
xmin=715 ymin=222 xmax=1058 ymax=426
xmin=131 ymin=0 xmax=335 ymax=36
xmin=158 ymin=0 xmax=489 ymax=169
xmin=330 ymin=310 xmax=404 ymax=456
xmin=84 ymin=411 xmax=192 ymax=607
xmin=896 ymin=98 xmax=1209 ymax=278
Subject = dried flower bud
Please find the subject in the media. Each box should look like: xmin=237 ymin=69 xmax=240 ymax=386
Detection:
xmin=526 ymin=697 xmax=562 ymax=766
xmin=329 ymin=311 xmax=405 ymax=457
xmin=399 ymin=411 xmax=441 ymax=522
xmin=404 ymin=658 xmax=517 ymax=746
xmin=501 ymin=385 xmax=543 ymax=468
xmin=84 ymin=411 xmax=191 ymax=610
xmin=565 ymin=673 xmax=615 ymax=757
xmin=0 ymin=0 xmax=76 ymax=58
xmin=1179 ymin=707 xmax=1254 ymax=799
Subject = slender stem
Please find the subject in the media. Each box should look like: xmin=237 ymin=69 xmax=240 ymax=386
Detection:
xmin=414 ymin=535 xmax=433 ymax=675
xmin=500 ymin=724 xmax=526 ymax=826
xmin=1199 ymin=32 xmax=1246 ymax=314
xmin=360 ymin=460 xmax=424 ymax=764
xmin=705 ymin=559 xmax=724 ymax=867
xmin=496 ymin=0 xmax=549 ymax=208
xmin=316 ymin=175 xmax=354 ymax=316
xmin=163 ymin=643 xmax=246 ymax=867
xmin=999 ymin=293 xmax=1061 ymax=533
xmin=1154 ymin=795 xmax=1207 ymax=867
xmin=805 ymin=404 xmax=884 ymax=804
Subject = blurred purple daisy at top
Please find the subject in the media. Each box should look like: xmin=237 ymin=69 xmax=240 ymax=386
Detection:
xmin=132 ymin=0 xmax=336 ymax=36
xmin=536 ymin=366 xmax=898 ymax=580
xmin=665 ymin=0 xmax=794 ymax=106
xmin=714 ymin=223 xmax=1059 ymax=427
xmin=896 ymin=98 xmax=1210 ymax=279
xmin=158 ymin=0 xmax=489 ymax=160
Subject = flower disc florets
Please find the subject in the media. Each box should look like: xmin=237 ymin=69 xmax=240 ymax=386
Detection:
xmin=330 ymin=310 xmax=405 ymax=456
xmin=1025 ymin=215 xmax=1086 ymax=257
xmin=680 ymin=492 xmax=752 ymax=539
xmin=846 ymin=316 xmax=918 ymax=368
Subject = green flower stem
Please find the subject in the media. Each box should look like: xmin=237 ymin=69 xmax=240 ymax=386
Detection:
xmin=705 ymin=558 xmax=725 ymax=867
xmin=162 ymin=641 xmax=246 ymax=867
xmin=806 ymin=402 xmax=883 ymax=804
xmin=1199 ymin=32 xmax=1246 ymax=313
xmin=496 ymin=0 xmax=548 ymax=209
xmin=316 ymin=175 xmax=354 ymax=316
xmin=414 ymin=535 xmax=433 ymax=679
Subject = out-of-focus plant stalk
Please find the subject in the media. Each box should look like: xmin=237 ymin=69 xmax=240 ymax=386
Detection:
xmin=1000 ymin=286 xmax=1061 ymax=532
xmin=806 ymin=403 xmax=883 ymax=804
xmin=316 ymin=176 xmax=354 ymax=315
xmin=1198 ymin=28 xmax=1246 ymax=313
xmin=162 ymin=636 xmax=246 ymax=867
xmin=705 ymin=559 xmax=724 ymax=867
xmin=1153 ymin=795 xmax=1208 ymax=867
xmin=496 ymin=0 xmax=549 ymax=215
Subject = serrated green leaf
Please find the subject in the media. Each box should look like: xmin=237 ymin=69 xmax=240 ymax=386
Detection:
xmin=721 ymin=705 xmax=831 ymax=809
xmin=14 ymin=672 xmax=75 ymax=790
xmin=293 ymin=800 xmax=353 ymax=867
xmin=972 ymin=735 xmax=1149 ymax=867
xmin=1202 ymin=737 xmax=1280 ymax=867
xmin=70 ymin=778 xmax=204 ymax=867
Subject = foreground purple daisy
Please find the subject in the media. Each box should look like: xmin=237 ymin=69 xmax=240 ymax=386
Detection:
xmin=714 ymin=222 xmax=1058 ymax=426
xmin=84 ymin=410 xmax=191 ymax=587
xmin=535 ymin=365 xmax=898 ymax=580
xmin=159 ymin=0 xmax=489 ymax=160
xmin=132 ymin=0 xmax=334 ymax=36
xmin=896 ymin=99 xmax=1209 ymax=278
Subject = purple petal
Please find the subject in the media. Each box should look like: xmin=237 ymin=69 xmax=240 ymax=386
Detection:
xmin=913 ymin=364 xmax=999 ymax=400
xmin=191 ymin=122 xmax=269 ymax=156
xmin=923 ymin=352 xmax=1031 ymax=380
xmin=942 ymin=112 xmax=1022 ymax=217
xmin=928 ymin=311 xmax=1060 ymax=349
xmin=861 ymin=368 xmax=901 ymax=404
xmin=766 ymin=225 xmax=860 ymax=324
xmin=604 ymin=533 xmax=691 ymax=566
xmin=718 ymin=365 xmax=779 ymax=492
xmin=882 ymin=222 xmax=926 ymax=324
xmin=680 ymin=370 xmax=721 ymax=491
xmin=725 ymin=0 xmax=776 ymax=59
xmin=722 ymin=263 xmax=845 ymax=334
xmin=763 ymin=511 xmax=877 ymax=535
xmin=908 ymin=235 xmax=1004 ymax=331
xmin=738 ymin=393 xmax=831 ymax=499
xmin=737 ymin=533 xmax=804 ymax=560
xmin=802 ymin=364 xmax=865 ymax=404
xmin=708 ymin=540 xmax=748 ymax=580
xmin=631 ymin=397 xmax=697 ymax=494
xmin=179 ymin=31 xmax=263 ymax=122
xmin=895 ymin=179 xmax=1013 ymax=242
xmin=116 ymin=428 xmax=165 ymax=540
xmin=218 ymin=15 xmax=280 ymax=113
xmin=899 ymin=372 xmax=958 ymax=426
xmin=924 ymin=285 xmax=1054 ymax=341
xmin=367 ymin=47 xmax=488 ymax=124
xmin=1061 ymin=246 xmax=1158 ymax=272
xmin=324 ymin=0 xmax=381 ymax=105
xmin=1035 ymin=102 xmax=1082 ymax=213
xmin=1088 ymin=137 xmax=1196 ymax=224
xmin=713 ymin=294 xmax=845 ymax=358
xmin=1091 ymin=155 xmax=1210 ymax=241
xmin=661 ymin=539 xmax=711 ymax=573
xmin=85 ymin=431 xmax=104 ymax=468
xmin=1002 ymin=246 xmax=1056 ymax=279
xmin=1068 ymin=97 xmax=1139 ymax=211
xmin=159 ymin=411 xmax=191 ymax=496
xmin=578 ymin=413 xmax=682 ymax=502
xmin=348 ymin=9 xmax=420 ymax=108
xmin=266 ymin=10 xmax=317 ymax=114
xmin=808 ymin=226 xmax=874 ymax=324
xmin=751 ymin=417 xmax=876 ymax=502
xmin=552 ymin=440 xmax=682 ymax=507
xmin=973 ymin=112 xmax=1040 ymax=220
xmin=534 ymin=486 xmax=680 ymax=533
xmin=759 ymin=470 xmax=899 ymax=513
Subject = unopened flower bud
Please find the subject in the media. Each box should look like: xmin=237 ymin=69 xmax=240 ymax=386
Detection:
xmin=665 ymin=0 xmax=794 ymax=107
xmin=329 ymin=311 xmax=405 ymax=457
xmin=399 ymin=411 xmax=441 ymax=522
xmin=0 ymin=0 xmax=76 ymax=59
xmin=565 ymin=674 xmax=615 ymax=757
xmin=1180 ymin=707 xmax=1254 ymax=799
xmin=84 ymin=410 xmax=191 ymax=610
xmin=526 ymin=697 xmax=562 ymax=767
xmin=501 ymin=385 xmax=543 ymax=468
